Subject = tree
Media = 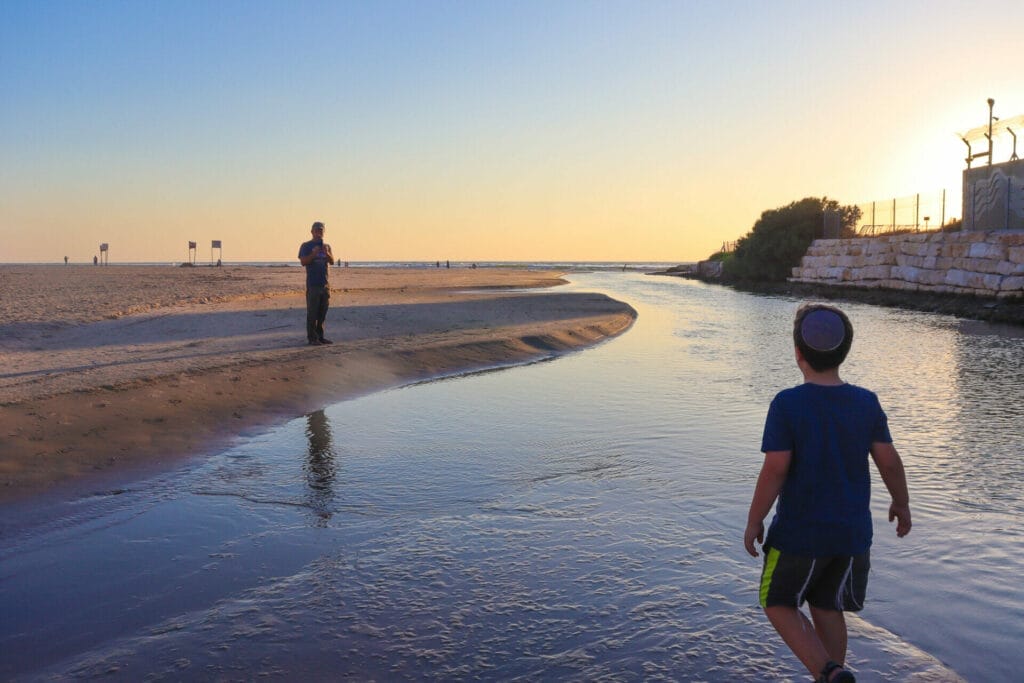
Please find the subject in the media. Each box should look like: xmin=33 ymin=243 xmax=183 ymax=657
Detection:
xmin=723 ymin=197 xmax=861 ymax=282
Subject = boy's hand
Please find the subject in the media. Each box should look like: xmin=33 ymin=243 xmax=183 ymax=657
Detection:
xmin=743 ymin=521 xmax=764 ymax=557
xmin=889 ymin=503 xmax=912 ymax=537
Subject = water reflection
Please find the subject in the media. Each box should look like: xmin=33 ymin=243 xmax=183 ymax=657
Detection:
xmin=303 ymin=409 xmax=337 ymax=525
xmin=951 ymin=321 xmax=1024 ymax=516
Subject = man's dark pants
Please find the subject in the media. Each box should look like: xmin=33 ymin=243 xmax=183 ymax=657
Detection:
xmin=306 ymin=285 xmax=330 ymax=342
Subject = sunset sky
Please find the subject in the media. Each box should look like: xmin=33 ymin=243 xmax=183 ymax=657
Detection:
xmin=2 ymin=1 xmax=1023 ymax=264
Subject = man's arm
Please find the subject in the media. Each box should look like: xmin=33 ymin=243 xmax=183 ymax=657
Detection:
xmin=870 ymin=441 xmax=911 ymax=537
xmin=744 ymin=450 xmax=791 ymax=557
xmin=323 ymin=243 xmax=335 ymax=265
xmin=298 ymin=244 xmax=321 ymax=266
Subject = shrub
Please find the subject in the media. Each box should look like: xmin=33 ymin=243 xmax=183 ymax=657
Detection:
xmin=723 ymin=197 xmax=860 ymax=282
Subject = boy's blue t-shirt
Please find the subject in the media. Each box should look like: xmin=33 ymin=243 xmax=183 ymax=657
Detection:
xmin=761 ymin=382 xmax=892 ymax=556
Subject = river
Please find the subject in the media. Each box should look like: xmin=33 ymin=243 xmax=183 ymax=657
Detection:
xmin=2 ymin=272 xmax=1021 ymax=681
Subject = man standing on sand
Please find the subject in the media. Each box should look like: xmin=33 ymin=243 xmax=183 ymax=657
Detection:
xmin=298 ymin=221 xmax=335 ymax=345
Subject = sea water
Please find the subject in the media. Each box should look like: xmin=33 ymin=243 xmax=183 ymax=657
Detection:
xmin=2 ymin=272 xmax=1021 ymax=681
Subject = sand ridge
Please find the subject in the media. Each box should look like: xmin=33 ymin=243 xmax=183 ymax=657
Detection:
xmin=0 ymin=265 xmax=636 ymax=501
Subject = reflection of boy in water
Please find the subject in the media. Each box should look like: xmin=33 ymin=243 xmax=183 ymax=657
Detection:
xmin=744 ymin=304 xmax=912 ymax=683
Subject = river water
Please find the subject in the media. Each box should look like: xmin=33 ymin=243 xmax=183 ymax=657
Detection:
xmin=2 ymin=273 xmax=1021 ymax=681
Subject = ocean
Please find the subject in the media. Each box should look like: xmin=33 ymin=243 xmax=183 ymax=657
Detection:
xmin=0 ymin=260 xmax=687 ymax=271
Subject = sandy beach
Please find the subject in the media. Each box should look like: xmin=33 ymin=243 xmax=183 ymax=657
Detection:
xmin=0 ymin=265 xmax=636 ymax=502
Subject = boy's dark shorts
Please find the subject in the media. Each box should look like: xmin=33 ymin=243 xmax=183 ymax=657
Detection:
xmin=759 ymin=547 xmax=870 ymax=612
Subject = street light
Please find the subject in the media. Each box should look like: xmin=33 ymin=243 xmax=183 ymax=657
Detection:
xmin=987 ymin=98 xmax=995 ymax=166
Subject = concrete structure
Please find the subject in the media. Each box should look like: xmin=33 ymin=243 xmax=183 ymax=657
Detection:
xmin=697 ymin=260 xmax=724 ymax=278
xmin=791 ymin=230 xmax=1024 ymax=298
xmin=963 ymin=159 xmax=1024 ymax=232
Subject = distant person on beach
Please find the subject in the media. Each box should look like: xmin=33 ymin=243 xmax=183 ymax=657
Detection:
xmin=93 ymin=255 xmax=98 ymax=266
xmin=744 ymin=303 xmax=911 ymax=683
xmin=298 ymin=221 xmax=335 ymax=346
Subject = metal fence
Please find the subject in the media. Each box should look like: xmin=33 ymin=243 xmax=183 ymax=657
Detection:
xmin=855 ymin=189 xmax=957 ymax=236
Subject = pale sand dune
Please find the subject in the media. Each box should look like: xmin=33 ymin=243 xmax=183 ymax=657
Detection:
xmin=0 ymin=265 xmax=635 ymax=501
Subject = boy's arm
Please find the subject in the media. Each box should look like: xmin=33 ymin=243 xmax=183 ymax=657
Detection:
xmin=870 ymin=441 xmax=912 ymax=537
xmin=744 ymin=450 xmax=791 ymax=557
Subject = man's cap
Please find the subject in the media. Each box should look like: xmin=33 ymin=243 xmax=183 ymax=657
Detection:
xmin=312 ymin=221 xmax=325 ymax=230
xmin=799 ymin=308 xmax=846 ymax=352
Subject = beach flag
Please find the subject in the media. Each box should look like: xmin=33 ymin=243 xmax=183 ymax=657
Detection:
xmin=189 ymin=241 xmax=197 ymax=249
xmin=211 ymin=240 xmax=221 ymax=248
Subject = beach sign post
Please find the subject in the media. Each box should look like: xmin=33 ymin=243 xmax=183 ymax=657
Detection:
xmin=99 ymin=243 xmax=109 ymax=266
xmin=188 ymin=241 xmax=197 ymax=265
xmin=211 ymin=240 xmax=222 ymax=265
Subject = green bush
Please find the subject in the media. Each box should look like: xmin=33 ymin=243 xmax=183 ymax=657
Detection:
xmin=723 ymin=197 xmax=860 ymax=282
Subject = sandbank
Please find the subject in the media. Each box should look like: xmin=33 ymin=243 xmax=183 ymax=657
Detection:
xmin=0 ymin=265 xmax=635 ymax=502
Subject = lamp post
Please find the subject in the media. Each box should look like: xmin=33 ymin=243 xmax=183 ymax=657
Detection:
xmin=987 ymin=98 xmax=995 ymax=166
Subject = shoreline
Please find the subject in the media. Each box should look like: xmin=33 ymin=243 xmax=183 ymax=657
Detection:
xmin=651 ymin=271 xmax=1024 ymax=326
xmin=0 ymin=266 xmax=636 ymax=503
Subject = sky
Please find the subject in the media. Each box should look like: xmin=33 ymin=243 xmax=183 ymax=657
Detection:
xmin=2 ymin=0 xmax=1023 ymax=264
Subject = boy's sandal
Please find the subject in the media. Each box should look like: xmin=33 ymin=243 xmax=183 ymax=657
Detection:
xmin=819 ymin=660 xmax=855 ymax=683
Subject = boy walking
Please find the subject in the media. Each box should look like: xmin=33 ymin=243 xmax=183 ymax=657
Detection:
xmin=744 ymin=303 xmax=911 ymax=683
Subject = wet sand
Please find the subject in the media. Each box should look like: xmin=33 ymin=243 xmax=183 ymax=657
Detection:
xmin=0 ymin=265 xmax=636 ymax=501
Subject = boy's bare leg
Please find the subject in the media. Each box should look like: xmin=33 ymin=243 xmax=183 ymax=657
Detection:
xmin=809 ymin=606 xmax=848 ymax=665
xmin=764 ymin=605 xmax=831 ymax=678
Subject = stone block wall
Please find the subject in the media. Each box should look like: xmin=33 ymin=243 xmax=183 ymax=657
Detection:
xmin=790 ymin=230 xmax=1024 ymax=298
xmin=697 ymin=260 xmax=724 ymax=278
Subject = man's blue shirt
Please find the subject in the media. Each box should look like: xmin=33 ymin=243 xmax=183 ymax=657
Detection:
xmin=761 ymin=382 xmax=892 ymax=556
xmin=298 ymin=240 xmax=330 ymax=287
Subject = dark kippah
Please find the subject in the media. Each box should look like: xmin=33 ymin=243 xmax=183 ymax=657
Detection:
xmin=800 ymin=309 xmax=846 ymax=352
